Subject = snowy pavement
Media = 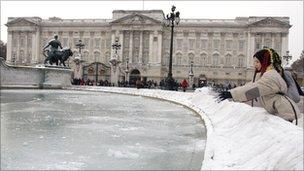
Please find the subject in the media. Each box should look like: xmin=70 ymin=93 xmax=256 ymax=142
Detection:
xmin=67 ymin=86 xmax=304 ymax=170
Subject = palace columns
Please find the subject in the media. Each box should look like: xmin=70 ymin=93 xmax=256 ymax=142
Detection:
xmin=6 ymin=31 xmax=13 ymax=63
xmin=139 ymin=31 xmax=143 ymax=63
xmin=148 ymin=31 xmax=154 ymax=63
xmin=34 ymin=27 xmax=40 ymax=63
xmin=129 ymin=31 xmax=133 ymax=63
xmin=157 ymin=31 xmax=162 ymax=63
xmin=119 ymin=31 xmax=124 ymax=61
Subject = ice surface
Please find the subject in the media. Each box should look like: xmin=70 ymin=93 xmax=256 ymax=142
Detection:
xmin=1 ymin=89 xmax=206 ymax=170
xmin=66 ymin=86 xmax=303 ymax=170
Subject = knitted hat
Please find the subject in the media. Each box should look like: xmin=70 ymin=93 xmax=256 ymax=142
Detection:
xmin=253 ymin=49 xmax=272 ymax=74
xmin=252 ymin=48 xmax=286 ymax=84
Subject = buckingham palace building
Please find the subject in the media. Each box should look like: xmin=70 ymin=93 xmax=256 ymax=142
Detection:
xmin=5 ymin=10 xmax=291 ymax=85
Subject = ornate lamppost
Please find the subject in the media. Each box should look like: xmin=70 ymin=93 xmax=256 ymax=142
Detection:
xmin=73 ymin=40 xmax=85 ymax=81
xmin=109 ymin=38 xmax=121 ymax=72
xmin=188 ymin=60 xmax=194 ymax=89
xmin=11 ymin=54 xmax=16 ymax=65
xmin=75 ymin=40 xmax=85 ymax=57
xmin=283 ymin=50 xmax=292 ymax=67
xmin=164 ymin=5 xmax=180 ymax=90
xmin=109 ymin=37 xmax=121 ymax=85
xmin=125 ymin=57 xmax=130 ymax=83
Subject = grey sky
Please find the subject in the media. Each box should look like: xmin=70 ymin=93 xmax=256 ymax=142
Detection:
xmin=1 ymin=0 xmax=303 ymax=62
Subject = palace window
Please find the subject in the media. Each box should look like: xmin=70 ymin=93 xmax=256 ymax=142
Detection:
xmin=225 ymin=54 xmax=232 ymax=66
xmin=177 ymin=39 xmax=183 ymax=50
xmin=142 ymin=51 xmax=149 ymax=64
xmin=162 ymin=53 xmax=169 ymax=66
xmin=212 ymin=54 xmax=220 ymax=66
xmin=188 ymin=53 xmax=194 ymax=64
xmin=13 ymin=38 xmax=17 ymax=47
xmin=26 ymin=52 xmax=31 ymax=63
xmin=238 ymin=56 xmax=244 ymax=67
xmin=255 ymin=37 xmax=262 ymax=51
xmin=20 ymin=38 xmax=24 ymax=47
xmin=274 ymin=41 xmax=281 ymax=52
xmin=265 ymin=38 xmax=272 ymax=48
xmin=213 ymin=39 xmax=220 ymax=50
xmin=84 ymin=38 xmax=90 ymax=48
xmin=105 ymin=51 xmax=110 ymax=62
xmin=255 ymin=43 xmax=261 ymax=51
xmin=143 ymin=32 xmax=150 ymax=50
xmin=20 ymin=50 xmax=24 ymax=63
xmin=201 ymin=53 xmax=207 ymax=66
xmin=183 ymin=39 xmax=188 ymax=51
xmin=83 ymin=51 xmax=89 ymax=61
xmin=226 ymin=40 xmax=233 ymax=50
xmin=94 ymin=51 xmax=100 ymax=62
xmin=201 ymin=39 xmax=207 ymax=50
xmin=27 ymin=38 xmax=32 ymax=48
xmin=95 ymin=38 xmax=100 ymax=49
xmin=196 ymin=39 xmax=200 ymax=49
xmin=106 ymin=39 xmax=111 ymax=49
xmin=239 ymin=40 xmax=244 ymax=51
xmin=189 ymin=39 xmax=195 ymax=50
xmin=164 ymin=38 xmax=170 ymax=50
xmin=176 ymin=53 xmax=182 ymax=65
xmin=63 ymin=38 xmax=68 ymax=47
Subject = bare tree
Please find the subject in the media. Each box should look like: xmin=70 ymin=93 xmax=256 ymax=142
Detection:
xmin=0 ymin=40 xmax=7 ymax=60
xmin=291 ymin=50 xmax=304 ymax=73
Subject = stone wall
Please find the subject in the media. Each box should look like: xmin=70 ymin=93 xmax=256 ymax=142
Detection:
xmin=0 ymin=57 xmax=72 ymax=89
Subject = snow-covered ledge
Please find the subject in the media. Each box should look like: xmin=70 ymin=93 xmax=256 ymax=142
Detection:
xmin=66 ymin=86 xmax=303 ymax=170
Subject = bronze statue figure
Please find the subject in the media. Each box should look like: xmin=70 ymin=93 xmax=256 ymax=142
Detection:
xmin=43 ymin=34 xmax=73 ymax=67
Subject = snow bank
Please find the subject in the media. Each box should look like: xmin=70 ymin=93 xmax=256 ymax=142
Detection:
xmin=67 ymin=86 xmax=303 ymax=170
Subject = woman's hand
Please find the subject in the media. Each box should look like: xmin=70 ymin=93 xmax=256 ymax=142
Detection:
xmin=217 ymin=91 xmax=232 ymax=101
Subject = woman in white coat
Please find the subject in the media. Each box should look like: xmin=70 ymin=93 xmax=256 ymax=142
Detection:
xmin=218 ymin=48 xmax=300 ymax=123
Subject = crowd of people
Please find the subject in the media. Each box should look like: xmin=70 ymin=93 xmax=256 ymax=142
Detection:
xmin=71 ymin=77 xmax=244 ymax=92
xmin=72 ymin=78 xmax=114 ymax=86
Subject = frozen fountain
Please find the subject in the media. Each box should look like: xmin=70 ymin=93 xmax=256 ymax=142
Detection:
xmin=1 ymin=89 xmax=206 ymax=170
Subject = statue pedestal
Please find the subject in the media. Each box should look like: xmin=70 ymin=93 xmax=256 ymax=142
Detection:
xmin=73 ymin=64 xmax=83 ymax=79
xmin=44 ymin=64 xmax=70 ymax=69
xmin=0 ymin=58 xmax=72 ymax=89
xmin=110 ymin=66 xmax=119 ymax=86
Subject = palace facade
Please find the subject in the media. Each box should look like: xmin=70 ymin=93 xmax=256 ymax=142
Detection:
xmin=5 ymin=10 xmax=291 ymax=85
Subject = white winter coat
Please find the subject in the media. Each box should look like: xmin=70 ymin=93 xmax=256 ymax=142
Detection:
xmin=230 ymin=69 xmax=300 ymax=121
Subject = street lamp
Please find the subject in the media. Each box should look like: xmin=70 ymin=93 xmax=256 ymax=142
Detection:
xmin=109 ymin=38 xmax=121 ymax=72
xmin=125 ymin=57 xmax=130 ymax=83
xmin=164 ymin=5 xmax=180 ymax=90
xmin=112 ymin=38 xmax=121 ymax=55
xmin=75 ymin=40 xmax=85 ymax=56
xmin=11 ymin=54 xmax=16 ymax=65
xmin=73 ymin=40 xmax=85 ymax=82
xmin=74 ymin=39 xmax=85 ymax=65
xmin=283 ymin=50 xmax=292 ymax=66
xmin=189 ymin=60 xmax=194 ymax=89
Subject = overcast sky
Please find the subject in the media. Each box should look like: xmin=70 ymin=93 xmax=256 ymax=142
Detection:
xmin=0 ymin=0 xmax=303 ymax=62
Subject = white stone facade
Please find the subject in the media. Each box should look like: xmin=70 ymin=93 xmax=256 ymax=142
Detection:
xmin=5 ymin=10 xmax=291 ymax=85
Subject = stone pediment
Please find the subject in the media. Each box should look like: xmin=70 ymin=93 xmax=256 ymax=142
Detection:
xmin=110 ymin=14 xmax=162 ymax=25
xmin=6 ymin=18 xmax=38 ymax=27
xmin=249 ymin=17 xmax=291 ymax=28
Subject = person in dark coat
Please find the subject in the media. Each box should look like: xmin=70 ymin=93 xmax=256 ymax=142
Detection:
xmin=181 ymin=79 xmax=189 ymax=92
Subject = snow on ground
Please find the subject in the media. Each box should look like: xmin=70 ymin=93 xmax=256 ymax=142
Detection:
xmin=67 ymin=86 xmax=303 ymax=170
